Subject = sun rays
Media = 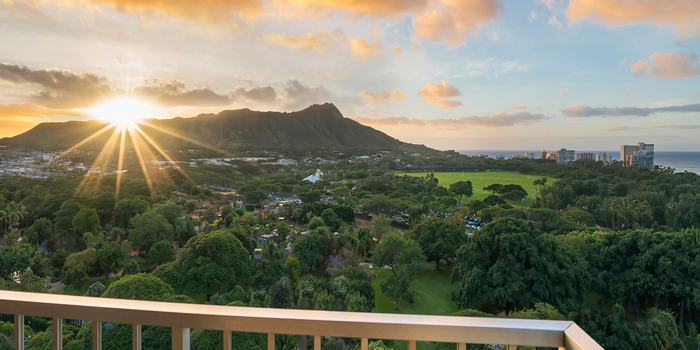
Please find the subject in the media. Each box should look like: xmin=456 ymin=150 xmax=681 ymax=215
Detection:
xmin=33 ymin=98 xmax=226 ymax=201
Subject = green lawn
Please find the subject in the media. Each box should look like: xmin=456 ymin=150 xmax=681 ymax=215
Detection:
xmin=394 ymin=171 xmax=557 ymax=208
xmin=373 ymin=265 xmax=459 ymax=350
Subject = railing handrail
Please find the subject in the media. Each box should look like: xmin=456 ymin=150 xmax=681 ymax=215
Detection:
xmin=0 ymin=291 xmax=603 ymax=349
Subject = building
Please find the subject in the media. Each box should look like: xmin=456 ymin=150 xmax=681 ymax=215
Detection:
xmin=575 ymin=152 xmax=613 ymax=164
xmin=303 ymin=169 xmax=323 ymax=183
xmin=538 ymin=151 xmax=548 ymax=159
xmin=575 ymin=153 xmax=597 ymax=161
xmin=555 ymin=149 xmax=575 ymax=164
xmin=621 ymin=142 xmax=654 ymax=169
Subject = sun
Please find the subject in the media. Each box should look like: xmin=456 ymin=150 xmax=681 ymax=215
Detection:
xmin=87 ymin=99 xmax=154 ymax=128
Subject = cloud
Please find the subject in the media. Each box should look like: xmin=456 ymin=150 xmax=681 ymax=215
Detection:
xmin=0 ymin=63 xmax=231 ymax=109
xmin=419 ymin=80 xmax=462 ymax=108
xmin=412 ymin=0 xmax=502 ymax=48
xmin=559 ymin=90 xmax=569 ymax=96
xmin=279 ymin=0 xmax=431 ymax=20
xmin=312 ymin=70 xmax=348 ymax=81
xmin=512 ymin=104 xmax=528 ymax=110
xmin=132 ymin=80 xmax=231 ymax=107
xmin=567 ymin=0 xmax=700 ymax=39
xmin=461 ymin=58 xmax=529 ymax=77
xmin=350 ymin=115 xmax=425 ymax=126
xmin=605 ymin=126 xmax=635 ymax=132
xmin=20 ymin=0 xmax=263 ymax=32
xmin=392 ymin=45 xmax=402 ymax=58
xmin=539 ymin=0 xmax=559 ymax=10
xmin=562 ymin=103 xmax=700 ymax=117
xmin=358 ymin=89 xmax=405 ymax=104
xmin=263 ymin=29 xmax=335 ymax=54
xmin=629 ymin=52 xmax=699 ymax=79
xmin=229 ymin=85 xmax=278 ymax=104
xmin=432 ymin=111 xmax=547 ymax=128
xmin=349 ymin=37 xmax=384 ymax=61
xmin=548 ymin=14 xmax=557 ymax=24
xmin=0 ymin=119 xmax=37 ymax=138
xmin=280 ymin=79 xmax=361 ymax=112
xmin=528 ymin=11 xmax=537 ymax=21
xmin=0 ymin=103 xmax=86 ymax=118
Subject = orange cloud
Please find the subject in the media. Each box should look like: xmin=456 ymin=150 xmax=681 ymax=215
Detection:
xmin=36 ymin=0 xmax=264 ymax=31
xmin=279 ymin=0 xmax=430 ymax=20
xmin=431 ymin=111 xmax=547 ymax=128
xmin=312 ymin=70 xmax=348 ymax=81
xmin=263 ymin=29 xmax=335 ymax=54
xmin=629 ymin=52 xmax=699 ymax=79
xmin=392 ymin=45 xmax=402 ymax=58
xmin=0 ymin=119 xmax=37 ymax=138
xmin=512 ymin=104 xmax=528 ymax=110
xmin=567 ymin=0 xmax=700 ymax=39
xmin=0 ymin=103 xmax=86 ymax=118
xmin=419 ymin=80 xmax=462 ymax=108
xmin=349 ymin=37 xmax=383 ymax=61
xmin=358 ymin=89 xmax=405 ymax=104
xmin=412 ymin=0 xmax=502 ymax=48
xmin=350 ymin=115 xmax=425 ymax=126
xmin=560 ymin=90 xmax=569 ymax=96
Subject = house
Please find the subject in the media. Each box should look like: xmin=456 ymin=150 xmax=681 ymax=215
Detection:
xmin=303 ymin=169 xmax=323 ymax=183
xmin=253 ymin=248 xmax=263 ymax=261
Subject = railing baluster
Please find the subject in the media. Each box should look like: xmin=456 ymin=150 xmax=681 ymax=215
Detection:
xmin=14 ymin=314 xmax=24 ymax=350
xmin=267 ymin=333 xmax=274 ymax=350
xmin=223 ymin=331 xmax=231 ymax=350
xmin=53 ymin=318 xmax=62 ymax=350
xmin=314 ymin=335 xmax=321 ymax=350
xmin=92 ymin=321 xmax=102 ymax=350
xmin=172 ymin=327 xmax=190 ymax=350
xmin=457 ymin=343 xmax=467 ymax=350
xmin=132 ymin=324 xmax=141 ymax=350
xmin=507 ymin=345 xmax=517 ymax=350
xmin=361 ymin=338 xmax=368 ymax=350
xmin=408 ymin=340 xmax=416 ymax=350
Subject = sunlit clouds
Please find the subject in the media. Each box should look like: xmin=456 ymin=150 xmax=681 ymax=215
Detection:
xmin=358 ymin=89 xmax=405 ymax=104
xmin=419 ymin=81 xmax=463 ymax=108
xmin=567 ymin=0 xmax=700 ymax=39
xmin=629 ymin=53 xmax=700 ymax=79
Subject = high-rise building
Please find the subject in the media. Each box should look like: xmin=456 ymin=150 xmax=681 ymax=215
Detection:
xmin=575 ymin=152 xmax=613 ymax=164
xmin=555 ymin=149 xmax=575 ymax=164
xmin=575 ymin=153 xmax=597 ymax=161
xmin=621 ymin=142 xmax=654 ymax=169
xmin=538 ymin=151 xmax=548 ymax=159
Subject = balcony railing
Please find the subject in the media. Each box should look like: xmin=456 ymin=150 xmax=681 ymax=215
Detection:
xmin=0 ymin=290 xmax=603 ymax=350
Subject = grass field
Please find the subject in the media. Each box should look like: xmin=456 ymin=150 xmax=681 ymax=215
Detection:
xmin=373 ymin=265 xmax=459 ymax=350
xmin=394 ymin=171 xmax=557 ymax=208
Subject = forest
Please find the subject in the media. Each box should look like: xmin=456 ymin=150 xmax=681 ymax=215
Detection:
xmin=1 ymin=151 xmax=699 ymax=350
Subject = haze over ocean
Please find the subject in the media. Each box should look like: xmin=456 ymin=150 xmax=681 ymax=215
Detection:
xmin=458 ymin=150 xmax=700 ymax=175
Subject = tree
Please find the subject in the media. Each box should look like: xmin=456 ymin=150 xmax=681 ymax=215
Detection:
xmin=292 ymin=229 xmax=334 ymax=274
xmin=102 ymin=273 xmax=174 ymax=301
xmin=64 ymin=264 xmax=88 ymax=295
xmin=153 ymin=201 xmax=182 ymax=225
xmin=307 ymin=216 xmax=324 ymax=230
xmin=407 ymin=217 xmax=464 ymax=270
xmin=299 ymin=190 xmax=322 ymax=204
xmin=0 ymin=243 xmax=32 ymax=280
xmin=371 ymin=233 xmax=425 ymax=278
xmin=25 ymin=217 xmax=54 ymax=245
xmin=129 ymin=209 xmax=174 ymax=249
xmin=96 ymin=240 xmax=126 ymax=279
xmin=148 ymin=241 xmax=173 ymax=266
xmin=85 ymin=281 xmax=106 ymax=297
xmin=483 ymin=184 xmax=503 ymax=196
xmin=369 ymin=216 xmax=393 ymax=242
xmin=173 ymin=216 xmax=196 ymax=245
xmin=449 ymin=181 xmax=473 ymax=203
xmin=72 ymin=207 xmax=101 ymax=237
xmin=114 ymin=196 xmax=150 ymax=229
xmin=452 ymin=217 xmax=587 ymax=313
xmin=162 ymin=230 xmax=252 ymax=296
xmin=380 ymin=271 xmax=410 ymax=310
xmin=321 ymin=208 xmax=342 ymax=231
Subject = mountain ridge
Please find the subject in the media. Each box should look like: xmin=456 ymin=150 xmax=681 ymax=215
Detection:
xmin=0 ymin=103 xmax=432 ymax=153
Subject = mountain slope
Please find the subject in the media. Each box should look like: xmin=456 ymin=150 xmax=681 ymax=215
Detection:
xmin=0 ymin=103 xmax=430 ymax=152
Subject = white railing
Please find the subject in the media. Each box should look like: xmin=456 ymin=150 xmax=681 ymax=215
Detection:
xmin=0 ymin=291 xmax=603 ymax=350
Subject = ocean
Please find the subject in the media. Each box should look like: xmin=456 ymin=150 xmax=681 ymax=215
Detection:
xmin=457 ymin=150 xmax=700 ymax=175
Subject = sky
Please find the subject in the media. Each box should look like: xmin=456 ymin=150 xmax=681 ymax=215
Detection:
xmin=0 ymin=0 xmax=699 ymax=151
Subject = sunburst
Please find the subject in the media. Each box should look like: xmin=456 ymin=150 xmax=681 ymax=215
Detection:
xmin=33 ymin=98 xmax=227 ymax=201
